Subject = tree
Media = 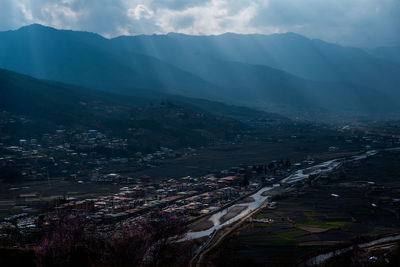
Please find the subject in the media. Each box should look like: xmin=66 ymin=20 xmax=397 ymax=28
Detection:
xmin=98 ymin=223 xmax=149 ymax=267
xmin=35 ymin=212 xmax=89 ymax=267
xmin=141 ymin=210 xmax=194 ymax=266
xmin=35 ymin=210 xmax=195 ymax=267
xmin=284 ymin=159 xmax=291 ymax=168
xmin=268 ymin=162 xmax=276 ymax=170
xmin=99 ymin=210 xmax=194 ymax=267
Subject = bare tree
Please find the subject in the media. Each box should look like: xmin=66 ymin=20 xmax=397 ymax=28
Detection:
xmin=35 ymin=210 xmax=196 ymax=267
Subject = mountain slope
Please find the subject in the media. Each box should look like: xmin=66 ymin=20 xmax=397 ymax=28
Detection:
xmin=111 ymin=33 xmax=400 ymax=115
xmin=368 ymin=46 xmax=400 ymax=64
xmin=0 ymin=67 xmax=252 ymax=149
xmin=113 ymin=32 xmax=400 ymax=97
xmin=0 ymin=24 xmax=221 ymax=100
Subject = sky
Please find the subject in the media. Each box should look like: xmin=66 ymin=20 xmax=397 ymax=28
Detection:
xmin=0 ymin=0 xmax=399 ymax=48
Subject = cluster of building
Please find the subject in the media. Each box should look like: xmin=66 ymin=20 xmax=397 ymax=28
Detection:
xmin=0 ymin=127 xmax=189 ymax=185
xmin=1 ymin=160 xmax=292 ymax=234
xmin=2 ymin=111 xmax=400 ymax=240
xmin=54 ymin=173 xmax=262 ymax=224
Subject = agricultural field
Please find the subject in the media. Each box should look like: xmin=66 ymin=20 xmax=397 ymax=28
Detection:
xmin=0 ymin=132 xmax=367 ymax=219
xmin=208 ymin=150 xmax=400 ymax=266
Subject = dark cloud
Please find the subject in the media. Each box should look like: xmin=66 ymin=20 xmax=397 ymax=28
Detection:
xmin=0 ymin=0 xmax=398 ymax=47
xmin=251 ymin=0 xmax=400 ymax=47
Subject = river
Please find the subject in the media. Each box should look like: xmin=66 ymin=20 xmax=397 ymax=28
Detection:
xmin=187 ymin=149 xmax=382 ymax=240
xmin=186 ymin=186 xmax=273 ymax=239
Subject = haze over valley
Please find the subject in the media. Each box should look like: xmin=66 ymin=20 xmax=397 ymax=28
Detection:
xmin=1 ymin=24 xmax=400 ymax=120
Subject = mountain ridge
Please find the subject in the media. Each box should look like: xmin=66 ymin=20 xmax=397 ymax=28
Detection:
xmin=1 ymin=24 xmax=399 ymax=119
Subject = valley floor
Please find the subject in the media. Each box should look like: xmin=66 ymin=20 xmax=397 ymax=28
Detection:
xmin=204 ymin=149 xmax=400 ymax=266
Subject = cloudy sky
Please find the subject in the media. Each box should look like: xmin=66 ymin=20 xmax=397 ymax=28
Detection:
xmin=1 ymin=0 xmax=399 ymax=47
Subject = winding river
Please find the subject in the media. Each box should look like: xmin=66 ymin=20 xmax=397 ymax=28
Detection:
xmin=187 ymin=186 xmax=273 ymax=239
xmin=187 ymin=149 xmax=386 ymax=240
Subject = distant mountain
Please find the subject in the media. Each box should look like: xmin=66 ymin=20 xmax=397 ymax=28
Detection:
xmin=112 ymin=32 xmax=400 ymax=99
xmin=368 ymin=46 xmax=400 ymax=64
xmin=0 ymin=24 xmax=399 ymax=118
xmin=0 ymin=24 xmax=220 ymax=100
